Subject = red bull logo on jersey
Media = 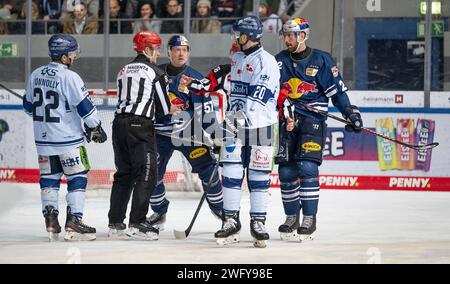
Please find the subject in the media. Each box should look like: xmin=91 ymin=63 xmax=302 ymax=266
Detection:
xmin=283 ymin=78 xmax=318 ymax=99
xmin=169 ymin=92 xmax=188 ymax=110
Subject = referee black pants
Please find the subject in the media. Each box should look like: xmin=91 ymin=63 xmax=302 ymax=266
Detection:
xmin=108 ymin=114 xmax=157 ymax=225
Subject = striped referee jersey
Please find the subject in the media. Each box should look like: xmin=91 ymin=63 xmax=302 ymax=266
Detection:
xmin=116 ymin=54 xmax=171 ymax=119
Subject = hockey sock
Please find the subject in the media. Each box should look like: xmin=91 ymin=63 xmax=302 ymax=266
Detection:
xmin=66 ymin=174 xmax=87 ymax=218
xmin=222 ymin=163 xmax=244 ymax=213
xmin=40 ymin=172 xmax=63 ymax=215
xmin=248 ymin=170 xmax=269 ymax=218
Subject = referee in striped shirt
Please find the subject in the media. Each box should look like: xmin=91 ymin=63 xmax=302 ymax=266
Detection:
xmin=108 ymin=31 xmax=181 ymax=240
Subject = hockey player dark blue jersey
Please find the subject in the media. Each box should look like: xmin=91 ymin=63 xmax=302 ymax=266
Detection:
xmin=276 ymin=48 xmax=351 ymax=121
xmin=155 ymin=63 xmax=215 ymax=135
xmin=275 ymin=18 xmax=363 ymax=243
xmin=148 ymin=35 xmax=222 ymax=229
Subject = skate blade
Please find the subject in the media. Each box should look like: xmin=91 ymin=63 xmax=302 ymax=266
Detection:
xmin=108 ymin=229 xmax=130 ymax=240
xmin=253 ymin=239 xmax=267 ymax=248
xmin=126 ymin=228 xmax=158 ymax=241
xmin=280 ymin=232 xmax=300 ymax=242
xmin=298 ymin=233 xmax=314 ymax=242
xmin=216 ymin=234 xmax=240 ymax=246
xmin=48 ymin=232 xmax=59 ymax=242
xmin=64 ymin=231 xmax=96 ymax=241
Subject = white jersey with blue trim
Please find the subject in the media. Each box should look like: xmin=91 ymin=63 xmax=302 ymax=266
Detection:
xmin=229 ymin=46 xmax=280 ymax=129
xmin=23 ymin=62 xmax=100 ymax=156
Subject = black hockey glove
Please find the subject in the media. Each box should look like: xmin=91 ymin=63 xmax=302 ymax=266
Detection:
xmin=343 ymin=105 xmax=363 ymax=133
xmin=84 ymin=122 xmax=107 ymax=143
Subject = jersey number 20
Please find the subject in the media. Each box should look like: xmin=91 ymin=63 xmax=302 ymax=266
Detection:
xmin=32 ymin=88 xmax=60 ymax=123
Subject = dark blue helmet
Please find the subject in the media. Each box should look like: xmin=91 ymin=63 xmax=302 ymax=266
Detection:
xmin=48 ymin=33 xmax=80 ymax=60
xmin=232 ymin=16 xmax=263 ymax=40
xmin=167 ymin=35 xmax=190 ymax=51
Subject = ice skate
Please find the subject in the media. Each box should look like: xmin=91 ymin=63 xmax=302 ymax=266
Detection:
xmin=64 ymin=208 xmax=96 ymax=241
xmin=146 ymin=212 xmax=166 ymax=231
xmin=43 ymin=206 xmax=61 ymax=242
xmin=278 ymin=214 xmax=300 ymax=241
xmin=215 ymin=212 xmax=241 ymax=246
xmin=297 ymin=215 xmax=316 ymax=242
xmin=108 ymin=223 xmax=128 ymax=239
xmin=250 ymin=217 xmax=269 ymax=248
xmin=127 ymin=221 xmax=159 ymax=241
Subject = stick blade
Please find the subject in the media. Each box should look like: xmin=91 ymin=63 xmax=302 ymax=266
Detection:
xmin=173 ymin=229 xmax=187 ymax=239
xmin=413 ymin=142 xmax=439 ymax=150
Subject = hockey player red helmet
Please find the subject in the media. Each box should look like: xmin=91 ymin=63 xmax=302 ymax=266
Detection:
xmin=133 ymin=31 xmax=162 ymax=52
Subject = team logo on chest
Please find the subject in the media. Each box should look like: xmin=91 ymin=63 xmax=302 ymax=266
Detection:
xmin=306 ymin=67 xmax=319 ymax=77
xmin=283 ymin=78 xmax=318 ymax=99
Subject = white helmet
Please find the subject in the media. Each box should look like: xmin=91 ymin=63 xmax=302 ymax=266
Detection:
xmin=281 ymin=18 xmax=310 ymax=50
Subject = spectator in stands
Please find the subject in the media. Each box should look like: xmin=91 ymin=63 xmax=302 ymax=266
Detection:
xmin=125 ymin=0 xmax=156 ymax=19
xmin=61 ymin=0 xmax=99 ymax=20
xmin=9 ymin=1 xmax=45 ymax=34
xmin=41 ymin=0 xmax=63 ymax=34
xmin=259 ymin=0 xmax=281 ymax=34
xmin=132 ymin=1 xmax=160 ymax=33
xmin=0 ymin=0 xmax=21 ymax=19
xmin=212 ymin=0 xmax=243 ymax=33
xmin=99 ymin=0 xmax=131 ymax=34
xmin=242 ymin=0 xmax=279 ymax=16
xmin=156 ymin=0 xmax=184 ymax=18
xmin=63 ymin=2 xmax=98 ymax=34
xmin=160 ymin=0 xmax=183 ymax=34
xmin=0 ymin=3 xmax=11 ymax=34
xmin=278 ymin=0 xmax=302 ymax=23
xmin=191 ymin=0 xmax=220 ymax=34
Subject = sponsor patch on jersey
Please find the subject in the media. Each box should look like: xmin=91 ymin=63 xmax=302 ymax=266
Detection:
xmin=246 ymin=64 xmax=254 ymax=73
xmin=306 ymin=67 xmax=319 ymax=77
xmin=237 ymin=69 xmax=242 ymax=75
xmin=302 ymin=142 xmax=322 ymax=152
xmin=331 ymin=66 xmax=339 ymax=78
xmin=260 ymin=74 xmax=270 ymax=82
xmin=189 ymin=148 xmax=208 ymax=159
xmin=283 ymin=78 xmax=318 ymax=99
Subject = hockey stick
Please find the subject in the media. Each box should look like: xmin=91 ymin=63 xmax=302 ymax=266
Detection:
xmin=173 ymin=164 xmax=220 ymax=239
xmin=0 ymin=83 xmax=24 ymax=99
xmin=296 ymin=101 xmax=439 ymax=150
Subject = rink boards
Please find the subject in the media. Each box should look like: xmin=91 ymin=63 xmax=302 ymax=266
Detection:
xmin=1 ymin=90 xmax=450 ymax=191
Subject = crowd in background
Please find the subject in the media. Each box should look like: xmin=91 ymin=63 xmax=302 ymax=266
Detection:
xmin=0 ymin=0 xmax=302 ymax=35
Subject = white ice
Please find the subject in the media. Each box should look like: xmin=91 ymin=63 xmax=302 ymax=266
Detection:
xmin=1 ymin=183 xmax=450 ymax=264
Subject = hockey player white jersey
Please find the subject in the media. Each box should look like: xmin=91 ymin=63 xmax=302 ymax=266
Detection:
xmin=23 ymin=62 xmax=100 ymax=156
xmin=229 ymin=46 xmax=280 ymax=129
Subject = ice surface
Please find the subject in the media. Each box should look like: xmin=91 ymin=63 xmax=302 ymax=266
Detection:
xmin=1 ymin=183 xmax=450 ymax=264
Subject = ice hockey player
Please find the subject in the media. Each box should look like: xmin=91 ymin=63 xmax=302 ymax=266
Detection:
xmin=275 ymin=18 xmax=363 ymax=241
xmin=22 ymin=33 xmax=107 ymax=241
xmin=215 ymin=16 xmax=280 ymax=248
xmin=146 ymin=35 xmax=223 ymax=231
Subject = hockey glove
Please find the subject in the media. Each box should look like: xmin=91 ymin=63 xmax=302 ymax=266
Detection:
xmin=84 ymin=122 xmax=107 ymax=143
xmin=343 ymin=105 xmax=363 ymax=133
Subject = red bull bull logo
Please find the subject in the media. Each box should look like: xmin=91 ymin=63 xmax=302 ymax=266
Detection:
xmin=283 ymin=78 xmax=318 ymax=99
xmin=169 ymin=92 xmax=188 ymax=110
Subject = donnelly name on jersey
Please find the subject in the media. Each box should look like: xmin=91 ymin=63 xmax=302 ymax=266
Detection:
xmin=33 ymin=78 xmax=60 ymax=89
